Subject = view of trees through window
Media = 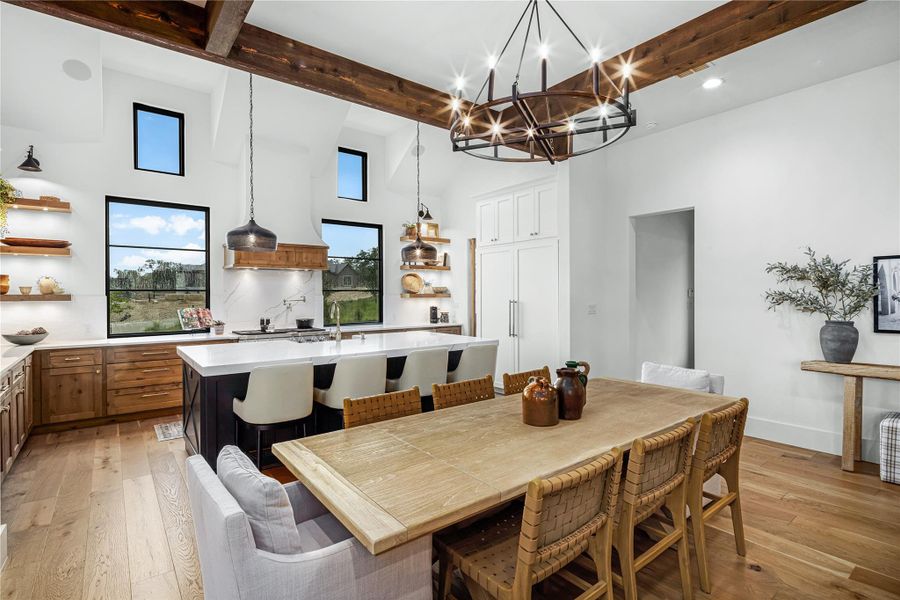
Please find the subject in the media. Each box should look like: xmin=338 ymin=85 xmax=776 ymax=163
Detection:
xmin=322 ymin=220 xmax=382 ymax=325
xmin=106 ymin=197 xmax=209 ymax=336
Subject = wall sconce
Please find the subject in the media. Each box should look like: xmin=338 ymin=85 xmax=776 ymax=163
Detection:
xmin=18 ymin=145 xmax=42 ymax=172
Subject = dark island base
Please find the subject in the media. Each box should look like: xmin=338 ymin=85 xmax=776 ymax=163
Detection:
xmin=184 ymin=352 xmax=463 ymax=469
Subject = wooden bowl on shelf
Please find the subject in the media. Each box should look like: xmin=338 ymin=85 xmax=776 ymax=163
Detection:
xmin=1 ymin=237 xmax=71 ymax=248
xmin=401 ymin=273 xmax=424 ymax=294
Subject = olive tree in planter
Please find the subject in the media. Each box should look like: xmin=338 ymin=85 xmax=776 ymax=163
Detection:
xmin=765 ymin=247 xmax=877 ymax=363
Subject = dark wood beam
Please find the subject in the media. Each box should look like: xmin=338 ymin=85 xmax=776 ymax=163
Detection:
xmin=3 ymin=0 xmax=462 ymax=129
xmin=500 ymin=0 xmax=862 ymax=127
xmin=205 ymin=0 xmax=253 ymax=56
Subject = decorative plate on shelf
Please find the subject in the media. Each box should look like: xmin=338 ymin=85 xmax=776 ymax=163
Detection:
xmin=401 ymin=272 xmax=424 ymax=294
xmin=1 ymin=237 xmax=71 ymax=248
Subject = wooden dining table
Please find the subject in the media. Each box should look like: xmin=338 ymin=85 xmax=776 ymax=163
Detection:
xmin=272 ymin=377 xmax=739 ymax=555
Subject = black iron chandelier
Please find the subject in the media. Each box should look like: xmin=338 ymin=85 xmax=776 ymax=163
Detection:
xmin=450 ymin=0 xmax=636 ymax=164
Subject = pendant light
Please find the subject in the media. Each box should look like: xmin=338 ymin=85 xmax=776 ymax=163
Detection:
xmin=401 ymin=122 xmax=438 ymax=264
xmin=18 ymin=145 xmax=42 ymax=172
xmin=226 ymin=74 xmax=277 ymax=252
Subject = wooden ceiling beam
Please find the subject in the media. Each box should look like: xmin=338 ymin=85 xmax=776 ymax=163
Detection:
xmin=205 ymin=0 xmax=254 ymax=57
xmin=3 ymin=0 xmax=462 ymax=129
xmin=500 ymin=0 xmax=862 ymax=127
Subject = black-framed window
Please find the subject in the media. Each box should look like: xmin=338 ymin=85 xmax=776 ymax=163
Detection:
xmin=133 ymin=103 xmax=185 ymax=176
xmin=322 ymin=219 xmax=382 ymax=325
xmin=337 ymin=147 xmax=367 ymax=201
xmin=106 ymin=196 xmax=210 ymax=338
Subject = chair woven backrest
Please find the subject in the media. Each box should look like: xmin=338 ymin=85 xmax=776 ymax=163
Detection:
xmin=432 ymin=375 xmax=494 ymax=410
xmin=502 ymin=366 xmax=552 ymax=395
xmin=342 ymin=387 xmax=422 ymax=429
xmin=517 ymin=449 xmax=623 ymax=581
xmin=623 ymin=420 xmax=696 ymax=524
xmin=693 ymin=399 xmax=748 ymax=481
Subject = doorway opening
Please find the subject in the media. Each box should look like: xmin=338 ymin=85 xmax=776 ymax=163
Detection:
xmin=631 ymin=209 xmax=695 ymax=374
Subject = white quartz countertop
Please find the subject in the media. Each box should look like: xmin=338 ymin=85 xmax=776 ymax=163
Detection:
xmin=0 ymin=345 xmax=34 ymax=378
xmin=325 ymin=322 xmax=463 ymax=334
xmin=178 ymin=331 xmax=497 ymax=377
xmin=1 ymin=332 xmax=238 ymax=351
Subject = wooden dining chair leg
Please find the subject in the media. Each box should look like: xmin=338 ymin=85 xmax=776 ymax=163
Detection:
xmin=588 ymin=525 xmax=614 ymax=600
xmin=615 ymin=524 xmax=639 ymax=600
xmin=687 ymin=492 xmax=711 ymax=594
xmin=463 ymin=574 xmax=494 ymax=600
xmin=721 ymin=459 xmax=746 ymax=556
xmin=668 ymin=487 xmax=694 ymax=600
xmin=437 ymin=555 xmax=453 ymax=600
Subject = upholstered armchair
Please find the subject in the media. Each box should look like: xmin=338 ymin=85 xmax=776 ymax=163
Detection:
xmin=186 ymin=455 xmax=432 ymax=600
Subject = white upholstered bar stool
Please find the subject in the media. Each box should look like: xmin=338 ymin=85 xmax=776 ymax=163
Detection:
xmin=446 ymin=343 xmax=498 ymax=383
xmin=386 ymin=347 xmax=449 ymax=401
xmin=313 ymin=354 xmax=387 ymax=430
xmin=234 ymin=362 xmax=314 ymax=469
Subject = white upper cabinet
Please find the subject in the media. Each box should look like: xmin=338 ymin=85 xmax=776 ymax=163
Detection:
xmin=477 ymin=181 xmax=557 ymax=246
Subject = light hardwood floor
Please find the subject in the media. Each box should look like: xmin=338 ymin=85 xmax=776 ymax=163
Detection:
xmin=1 ymin=419 xmax=899 ymax=600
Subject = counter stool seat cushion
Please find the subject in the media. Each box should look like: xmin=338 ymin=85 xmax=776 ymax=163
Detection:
xmin=313 ymin=354 xmax=388 ymax=410
xmin=217 ymin=445 xmax=303 ymax=555
xmin=386 ymin=347 xmax=449 ymax=393
xmin=296 ymin=513 xmax=353 ymax=552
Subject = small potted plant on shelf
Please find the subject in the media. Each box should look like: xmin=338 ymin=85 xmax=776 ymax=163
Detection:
xmin=765 ymin=247 xmax=877 ymax=363
xmin=211 ymin=320 xmax=226 ymax=335
xmin=0 ymin=175 xmax=22 ymax=238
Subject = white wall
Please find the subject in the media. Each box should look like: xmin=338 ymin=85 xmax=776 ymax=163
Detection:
xmin=570 ymin=61 xmax=900 ymax=460
xmin=632 ymin=209 xmax=695 ymax=372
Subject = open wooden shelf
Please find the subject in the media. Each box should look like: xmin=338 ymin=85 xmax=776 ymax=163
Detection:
xmin=400 ymin=236 xmax=450 ymax=244
xmin=0 ymin=246 xmax=70 ymax=257
xmin=9 ymin=197 xmax=71 ymax=213
xmin=400 ymin=264 xmax=450 ymax=271
xmin=0 ymin=294 xmax=71 ymax=302
xmin=401 ymin=293 xmax=451 ymax=299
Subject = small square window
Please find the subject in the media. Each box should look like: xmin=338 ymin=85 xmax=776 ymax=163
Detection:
xmin=337 ymin=147 xmax=367 ymax=201
xmin=134 ymin=103 xmax=184 ymax=176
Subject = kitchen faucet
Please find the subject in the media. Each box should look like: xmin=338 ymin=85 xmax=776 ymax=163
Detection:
xmin=330 ymin=300 xmax=341 ymax=341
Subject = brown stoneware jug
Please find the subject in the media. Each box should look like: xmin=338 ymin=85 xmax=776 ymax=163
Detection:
xmin=522 ymin=376 xmax=558 ymax=427
xmin=555 ymin=367 xmax=586 ymax=420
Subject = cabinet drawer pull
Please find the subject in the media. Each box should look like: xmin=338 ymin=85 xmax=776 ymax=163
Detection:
xmin=140 ymin=391 xmax=171 ymax=398
xmin=141 ymin=368 xmax=170 ymax=373
xmin=141 ymin=350 xmax=170 ymax=356
xmin=63 ymin=357 xmax=82 ymax=361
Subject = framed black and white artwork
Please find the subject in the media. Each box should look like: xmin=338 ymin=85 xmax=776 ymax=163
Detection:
xmin=874 ymin=255 xmax=900 ymax=333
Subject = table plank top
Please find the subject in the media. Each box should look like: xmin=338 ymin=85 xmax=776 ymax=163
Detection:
xmin=272 ymin=377 xmax=739 ymax=554
xmin=800 ymin=360 xmax=900 ymax=381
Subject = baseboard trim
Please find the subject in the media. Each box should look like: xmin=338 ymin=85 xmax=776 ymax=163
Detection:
xmin=746 ymin=415 xmax=882 ymax=464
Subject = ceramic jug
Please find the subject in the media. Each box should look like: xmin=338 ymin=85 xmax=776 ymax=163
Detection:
xmin=555 ymin=367 xmax=586 ymax=420
xmin=522 ymin=376 xmax=558 ymax=427
xmin=565 ymin=360 xmax=591 ymax=387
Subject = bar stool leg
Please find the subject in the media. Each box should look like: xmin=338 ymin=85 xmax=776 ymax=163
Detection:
xmin=256 ymin=427 xmax=262 ymax=470
xmin=234 ymin=418 xmax=239 ymax=449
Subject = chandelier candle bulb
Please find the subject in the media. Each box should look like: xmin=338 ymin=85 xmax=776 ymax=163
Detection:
xmin=488 ymin=68 xmax=495 ymax=102
xmin=541 ymin=57 xmax=548 ymax=92
xmin=592 ymin=63 xmax=600 ymax=95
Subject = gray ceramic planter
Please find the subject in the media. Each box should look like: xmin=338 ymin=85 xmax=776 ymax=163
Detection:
xmin=819 ymin=320 xmax=859 ymax=364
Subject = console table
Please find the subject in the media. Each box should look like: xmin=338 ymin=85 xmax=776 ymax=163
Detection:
xmin=800 ymin=361 xmax=900 ymax=471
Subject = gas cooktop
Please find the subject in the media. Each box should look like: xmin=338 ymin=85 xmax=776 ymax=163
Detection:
xmin=232 ymin=327 xmax=326 ymax=335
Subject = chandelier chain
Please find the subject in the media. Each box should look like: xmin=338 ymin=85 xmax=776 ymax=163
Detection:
xmin=415 ymin=121 xmax=421 ymax=224
xmin=249 ymin=73 xmax=255 ymax=220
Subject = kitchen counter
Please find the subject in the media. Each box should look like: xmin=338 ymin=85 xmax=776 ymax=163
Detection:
xmin=0 ymin=345 xmax=34 ymax=378
xmin=1 ymin=332 xmax=238 ymax=352
xmin=179 ymin=331 xmax=493 ymax=378
xmin=326 ymin=322 xmax=463 ymax=335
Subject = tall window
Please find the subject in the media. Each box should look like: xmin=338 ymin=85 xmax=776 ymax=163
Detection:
xmin=106 ymin=197 xmax=209 ymax=337
xmin=322 ymin=220 xmax=382 ymax=325
xmin=337 ymin=147 xmax=367 ymax=201
xmin=134 ymin=103 xmax=185 ymax=176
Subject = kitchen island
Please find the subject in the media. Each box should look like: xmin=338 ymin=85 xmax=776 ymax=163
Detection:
xmin=178 ymin=331 xmax=496 ymax=466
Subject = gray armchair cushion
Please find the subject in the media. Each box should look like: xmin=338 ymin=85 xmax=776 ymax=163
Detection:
xmin=217 ymin=445 xmax=303 ymax=554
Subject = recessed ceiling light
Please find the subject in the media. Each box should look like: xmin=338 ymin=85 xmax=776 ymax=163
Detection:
xmin=702 ymin=77 xmax=724 ymax=90
xmin=62 ymin=59 xmax=92 ymax=81
xmin=645 ymin=122 xmax=658 ymax=129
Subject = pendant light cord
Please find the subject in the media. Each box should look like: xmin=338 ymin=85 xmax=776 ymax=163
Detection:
xmin=249 ymin=73 xmax=255 ymax=221
xmin=415 ymin=121 xmax=421 ymax=225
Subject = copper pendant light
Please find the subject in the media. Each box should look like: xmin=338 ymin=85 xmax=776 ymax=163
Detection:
xmin=401 ymin=122 xmax=438 ymax=264
xmin=227 ymin=74 xmax=277 ymax=253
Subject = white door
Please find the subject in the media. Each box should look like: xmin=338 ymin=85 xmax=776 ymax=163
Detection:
xmin=514 ymin=189 xmax=536 ymax=241
xmin=533 ymin=183 xmax=558 ymax=239
xmin=514 ymin=240 xmax=559 ymax=374
xmin=496 ymin=196 xmax=515 ymax=244
xmin=476 ymin=200 xmax=497 ymax=245
xmin=478 ymin=246 xmax=517 ymax=382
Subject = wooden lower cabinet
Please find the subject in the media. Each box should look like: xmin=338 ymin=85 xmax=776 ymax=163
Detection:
xmin=1 ymin=358 xmax=32 ymax=479
xmin=107 ymin=383 xmax=182 ymax=415
xmin=1 ymin=382 xmax=13 ymax=473
xmin=41 ymin=365 xmax=104 ymax=423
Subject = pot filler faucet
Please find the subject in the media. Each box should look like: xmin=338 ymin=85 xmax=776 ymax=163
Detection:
xmin=330 ymin=300 xmax=341 ymax=341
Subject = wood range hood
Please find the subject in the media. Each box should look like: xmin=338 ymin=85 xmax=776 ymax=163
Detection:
xmin=223 ymin=243 xmax=329 ymax=271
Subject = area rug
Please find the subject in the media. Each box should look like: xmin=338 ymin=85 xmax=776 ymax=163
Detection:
xmin=154 ymin=421 xmax=183 ymax=442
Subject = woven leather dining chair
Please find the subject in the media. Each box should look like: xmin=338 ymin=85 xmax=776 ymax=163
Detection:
xmin=342 ymin=387 xmax=422 ymax=429
xmin=688 ymin=399 xmax=749 ymax=593
xmin=435 ymin=448 xmax=624 ymax=600
xmin=432 ymin=375 xmax=495 ymax=410
xmin=502 ymin=366 xmax=552 ymax=395
xmin=613 ymin=420 xmax=696 ymax=600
